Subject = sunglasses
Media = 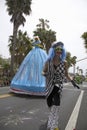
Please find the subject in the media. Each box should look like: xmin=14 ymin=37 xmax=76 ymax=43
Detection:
xmin=55 ymin=47 xmax=63 ymax=52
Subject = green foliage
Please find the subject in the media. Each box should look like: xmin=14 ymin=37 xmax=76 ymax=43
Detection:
xmin=0 ymin=56 xmax=11 ymax=85
xmin=5 ymin=0 xmax=32 ymax=26
xmin=74 ymin=75 xmax=83 ymax=84
xmin=8 ymin=30 xmax=32 ymax=67
xmin=33 ymin=18 xmax=56 ymax=52
xmin=81 ymin=32 xmax=87 ymax=50
xmin=5 ymin=0 xmax=32 ymax=77
xmin=66 ymin=52 xmax=77 ymax=68
xmin=36 ymin=18 xmax=50 ymax=30
xmin=85 ymin=77 xmax=87 ymax=82
xmin=0 ymin=56 xmax=10 ymax=67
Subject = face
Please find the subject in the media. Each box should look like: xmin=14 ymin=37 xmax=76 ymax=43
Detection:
xmin=35 ymin=37 xmax=38 ymax=41
xmin=55 ymin=46 xmax=63 ymax=56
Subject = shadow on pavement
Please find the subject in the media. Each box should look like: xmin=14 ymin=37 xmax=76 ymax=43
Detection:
xmin=9 ymin=91 xmax=46 ymax=99
xmin=39 ymin=122 xmax=47 ymax=130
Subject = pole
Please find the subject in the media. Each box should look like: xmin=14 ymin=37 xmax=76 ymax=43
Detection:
xmin=73 ymin=57 xmax=87 ymax=75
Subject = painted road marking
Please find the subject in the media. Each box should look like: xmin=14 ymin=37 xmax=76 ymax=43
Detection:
xmin=65 ymin=90 xmax=84 ymax=130
xmin=0 ymin=93 xmax=13 ymax=99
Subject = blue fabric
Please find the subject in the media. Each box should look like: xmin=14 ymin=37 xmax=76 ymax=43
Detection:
xmin=45 ymin=41 xmax=66 ymax=62
xmin=10 ymin=46 xmax=47 ymax=95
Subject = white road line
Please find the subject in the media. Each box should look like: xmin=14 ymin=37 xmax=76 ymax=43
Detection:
xmin=65 ymin=90 xmax=84 ymax=130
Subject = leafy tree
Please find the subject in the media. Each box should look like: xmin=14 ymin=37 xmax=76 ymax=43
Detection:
xmin=33 ymin=18 xmax=56 ymax=52
xmin=66 ymin=52 xmax=77 ymax=68
xmin=0 ymin=56 xmax=11 ymax=82
xmin=36 ymin=18 xmax=50 ymax=30
xmin=74 ymin=74 xmax=83 ymax=84
xmin=5 ymin=0 xmax=32 ymax=77
xmin=8 ymin=30 xmax=32 ymax=68
xmin=0 ymin=56 xmax=10 ymax=67
xmin=79 ymin=69 xmax=83 ymax=75
xmin=0 ymin=56 xmax=3 ymax=66
xmin=81 ymin=32 xmax=87 ymax=51
xmin=76 ymin=66 xmax=79 ymax=74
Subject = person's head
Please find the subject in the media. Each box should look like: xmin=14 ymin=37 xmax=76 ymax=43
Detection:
xmin=33 ymin=36 xmax=41 ymax=44
xmin=46 ymin=41 xmax=66 ymax=61
xmin=34 ymin=36 xmax=40 ymax=41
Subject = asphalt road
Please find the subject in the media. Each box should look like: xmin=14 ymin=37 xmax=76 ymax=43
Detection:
xmin=0 ymin=82 xmax=87 ymax=130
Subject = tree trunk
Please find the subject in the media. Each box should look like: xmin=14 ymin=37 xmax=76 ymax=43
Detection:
xmin=10 ymin=24 xmax=18 ymax=78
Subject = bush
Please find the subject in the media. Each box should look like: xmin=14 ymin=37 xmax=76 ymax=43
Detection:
xmin=74 ymin=75 xmax=83 ymax=84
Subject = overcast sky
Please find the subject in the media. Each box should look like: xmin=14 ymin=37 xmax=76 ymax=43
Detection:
xmin=0 ymin=0 xmax=87 ymax=74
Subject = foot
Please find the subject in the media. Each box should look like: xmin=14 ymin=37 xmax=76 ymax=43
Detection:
xmin=54 ymin=128 xmax=59 ymax=130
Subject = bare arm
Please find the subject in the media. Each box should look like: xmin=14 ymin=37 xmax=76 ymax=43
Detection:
xmin=42 ymin=61 xmax=49 ymax=76
xmin=43 ymin=61 xmax=48 ymax=72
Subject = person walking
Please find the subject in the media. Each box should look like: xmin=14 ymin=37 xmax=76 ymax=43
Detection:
xmin=42 ymin=41 xmax=80 ymax=130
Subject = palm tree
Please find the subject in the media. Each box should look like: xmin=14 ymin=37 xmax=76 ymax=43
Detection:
xmin=76 ymin=66 xmax=79 ymax=74
xmin=36 ymin=18 xmax=50 ymax=30
xmin=8 ymin=30 xmax=32 ymax=68
xmin=66 ymin=52 xmax=77 ymax=68
xmin=81 ymin=32 xmax=87 ymax=52
xmin=66 ymin=52 xmax=77 ymax=74
xmin=79 ymin=69 xmax=83 ymax=75
xmin=34 ymin=19 xmax=56 ymax=52
xmin=5 ymin=0 xmax=32 ymax=77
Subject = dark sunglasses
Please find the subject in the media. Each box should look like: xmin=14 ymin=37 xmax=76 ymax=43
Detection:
xmin=55 ymin=47 xmax=63 ymax=51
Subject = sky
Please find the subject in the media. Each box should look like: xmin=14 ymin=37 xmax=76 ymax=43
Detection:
xmin=0 ymin=0 xmax=87 ymax=74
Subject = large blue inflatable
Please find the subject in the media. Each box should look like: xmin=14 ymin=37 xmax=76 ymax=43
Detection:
xmin=10 ymin=36 xmax=47 ymax=96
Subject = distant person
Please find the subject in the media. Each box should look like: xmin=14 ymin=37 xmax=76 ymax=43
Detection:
xmin=42 ymin=41 xmax=80 ymax=130
xmin=10 ymin=36 xmax=47 ymax=96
